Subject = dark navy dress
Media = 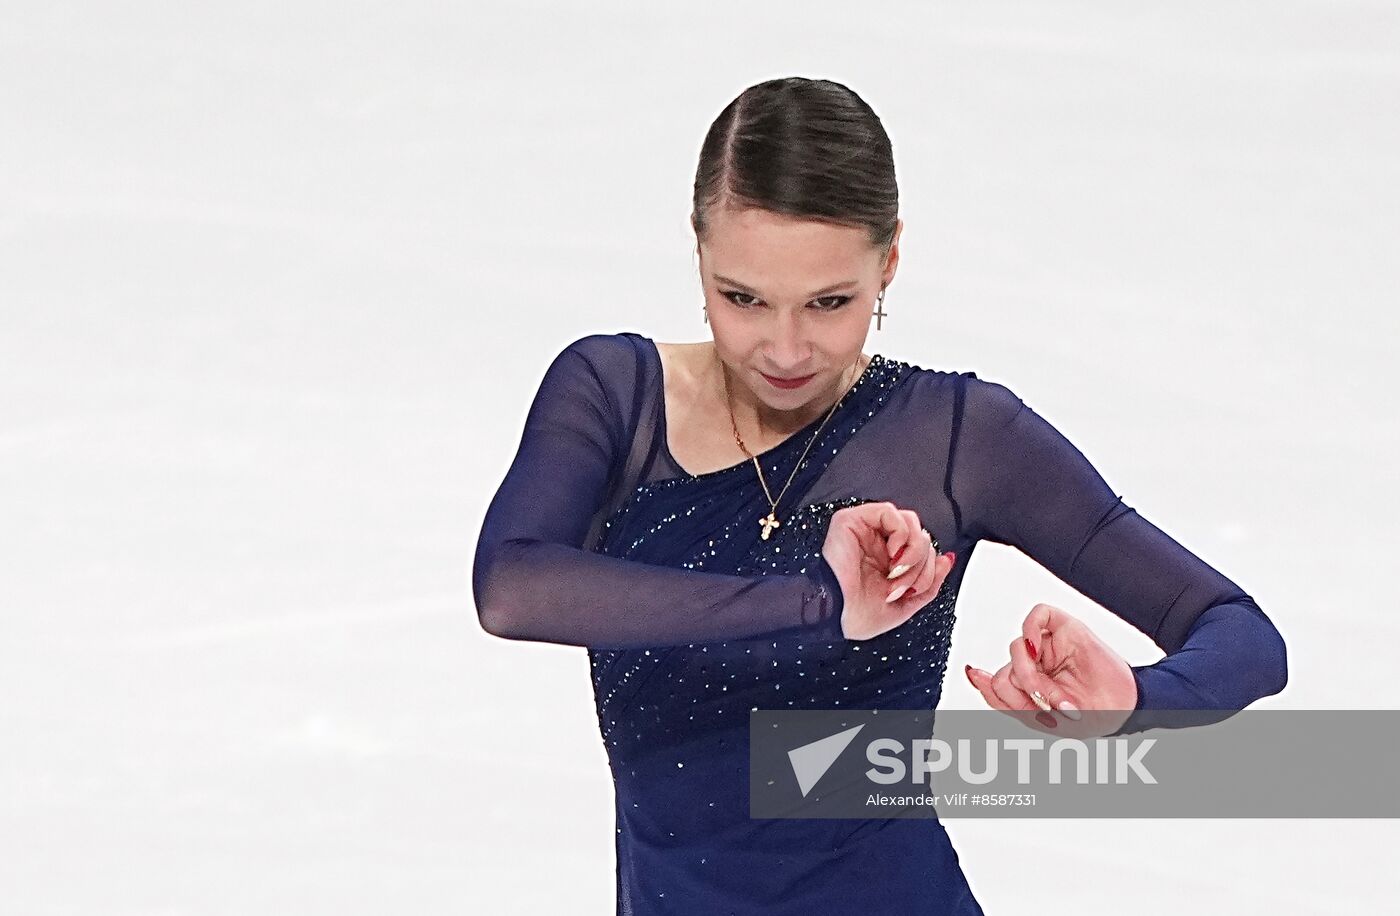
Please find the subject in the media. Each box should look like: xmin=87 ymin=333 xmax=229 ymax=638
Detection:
xmin=473 ymin=332 xmax=1287 ymax=914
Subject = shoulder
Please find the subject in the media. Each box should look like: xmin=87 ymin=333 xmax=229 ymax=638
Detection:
xmin=903 ymin=365 xmax=1027 ymax=429
xmin=960 ymin=372 xmax=1027 ymax=429
xmin=530 ymin=334 xmax=646 ymax=448
xmin=541 ymin=332 xmax=650 ymax=390
xmin=555 ymin=331 xmax=645 ymax=367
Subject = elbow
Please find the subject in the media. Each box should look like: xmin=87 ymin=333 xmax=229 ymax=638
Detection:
xmin=476 ymin=601 xmax=511 ymax=639
xmin=477 ymin=599 xmax=527 ymax=641
xmin=474 ymin=564 xmax=528 ymax=640
xmin=1243 ymin=598 xmax=1288 ymax=702
xmin=472 ymin=550 xmax=524 ymax=641
xmin=1235 ymin=594 xmax=1289 ymax=702
xmin=471 ymin=540 xmax=578 ymax=647
xmin=1214 ymin=595 xmax=1289 ymax=706
xmin=1266 ymin=625 xmax=1289 ymax=698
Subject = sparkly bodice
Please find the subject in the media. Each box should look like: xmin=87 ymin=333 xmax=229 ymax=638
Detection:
xmin=588 ymin=490 xmax=960 ymax=790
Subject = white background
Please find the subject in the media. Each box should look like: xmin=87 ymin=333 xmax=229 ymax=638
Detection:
xmin=2 ymin=1 xmax=1396 ymax=913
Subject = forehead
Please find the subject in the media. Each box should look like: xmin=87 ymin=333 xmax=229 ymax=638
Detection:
xmin=701 ymin=207 xmax=872 ymax=280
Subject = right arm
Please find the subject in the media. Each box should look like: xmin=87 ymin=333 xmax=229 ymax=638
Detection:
xmin=471 ymin=335 xmax=845 ymax=649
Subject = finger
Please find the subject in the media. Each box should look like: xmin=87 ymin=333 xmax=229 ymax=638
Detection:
xmin=890 ymin=509 xmax=924 ymax=577
xmin=1007 ymin=657 xmax=1057 ymax=719
xmin=1005 ymin=667 xmax=1062 ymax=731
xmin=829 ymin=504 xmax=886 ymax=575
xmin=845 ymin=501 xmax=903 ymax=542
xmin=886 ymin=538 xmax=953 ymax=609
xmin=1008 ymin=635 xmax=1053 ymax=706
xmin=1009 ymin=634 xmax=1080 ymax=720
xmin=990 ymin=662 xmax=1037 ymax=712
xmin=963 ymin=664 xmax=1013 ymax=711
xmin=1020 ymin=605 xmax=1085 ymax=718
xmin=898 ymin=540 xmax=942 ymax=600
xmin=884 ymin=507 xmax=922 ymax=576
xmin=887 ymin=522 xmax=931 ymax=585
xmin=1022 ymin=603 xmax=1079 ymax=654
xmin=849 ymin=515 xmax=887 ymax=567
xmin=894 ymin=540 xmax=952 ymax=603
xmin=846 ymin=502 xmax=904 ymax=571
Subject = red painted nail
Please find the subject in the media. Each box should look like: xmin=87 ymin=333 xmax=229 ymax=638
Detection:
xmin=1024 ymin=637 xmax=1038 ymax=662
xmin=964 ymin=664 xmax=975 ymax=685
xmin=890 ymin=545 xmax=906 ymax=564
xmin=1035 ymin=711 xmax=1057 ymax=728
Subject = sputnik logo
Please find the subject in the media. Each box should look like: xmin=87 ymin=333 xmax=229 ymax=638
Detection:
xmin=787 ymin=724 xmax=866 ymax=797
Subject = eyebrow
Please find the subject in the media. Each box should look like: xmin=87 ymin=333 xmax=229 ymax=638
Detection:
xmin=713 ymin=275 xmax=859 ymax=298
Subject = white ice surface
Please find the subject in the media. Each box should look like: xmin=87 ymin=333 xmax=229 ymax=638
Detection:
xmin=2 ymin=1 xmax=1397 ymax=913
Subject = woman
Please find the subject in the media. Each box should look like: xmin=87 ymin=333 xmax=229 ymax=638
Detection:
xmin=473 ymin=77 xmax=1287 ymax=914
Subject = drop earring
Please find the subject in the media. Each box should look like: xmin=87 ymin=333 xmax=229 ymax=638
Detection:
xmin=702 ymin=304 xmax=708 ymax=324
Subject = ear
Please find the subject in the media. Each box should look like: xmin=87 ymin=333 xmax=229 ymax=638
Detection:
xmin=882 ymin=218 xmax=903 ymax=283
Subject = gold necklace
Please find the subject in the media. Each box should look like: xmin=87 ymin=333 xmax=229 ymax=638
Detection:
xmin=720 ymin=353 xmax=867 ymax=541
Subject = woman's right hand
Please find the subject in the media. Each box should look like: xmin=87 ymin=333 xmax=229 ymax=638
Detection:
xmin=822 ymin=501 xmax=956 ymax=640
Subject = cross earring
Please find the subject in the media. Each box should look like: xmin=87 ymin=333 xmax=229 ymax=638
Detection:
xmin=703 ymin=305 xmax=707 ymax=324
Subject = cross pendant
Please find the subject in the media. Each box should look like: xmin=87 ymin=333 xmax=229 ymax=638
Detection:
xmin=759 ymin=512 xmax=781 ymax=541
xmin=874 ymin=297 xmax=888 ymax=330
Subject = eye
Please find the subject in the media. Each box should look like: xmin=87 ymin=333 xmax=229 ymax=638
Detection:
xmin=720 ymin=291 xmax=852 ymax=311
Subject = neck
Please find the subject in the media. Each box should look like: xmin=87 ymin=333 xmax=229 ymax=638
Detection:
xmin=714 ymin=351 xmax=867 ymax=442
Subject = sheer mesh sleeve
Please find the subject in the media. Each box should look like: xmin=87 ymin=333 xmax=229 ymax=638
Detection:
xmin=949 ymin=375 xmax=1288 ymax=729
xmin=471 ymin=334 xmax=844 ymax=649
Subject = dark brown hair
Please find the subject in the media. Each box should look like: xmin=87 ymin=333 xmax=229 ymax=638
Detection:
xmin=691 ymin=77 xmax=899 ymax=255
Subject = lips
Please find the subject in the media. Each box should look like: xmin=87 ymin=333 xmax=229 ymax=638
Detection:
xmin=761 ymin=371 xmax=816 ymax=389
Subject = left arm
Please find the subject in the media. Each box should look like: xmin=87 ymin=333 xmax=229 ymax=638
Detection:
xmin=948 ymin=373 xmax=1288 ymax=733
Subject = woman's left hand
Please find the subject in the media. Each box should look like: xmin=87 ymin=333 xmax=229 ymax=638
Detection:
xmin=964 ymin=603 xmax=1138 ymax=737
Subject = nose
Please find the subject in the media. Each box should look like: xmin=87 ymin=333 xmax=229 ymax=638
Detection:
xmin=764 ymin=311 xmax=811 ymax=372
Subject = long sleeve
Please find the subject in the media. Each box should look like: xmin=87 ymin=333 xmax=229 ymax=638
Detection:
xmin=471 ymin=334 xmax=844 ymax=649
xmin=948 ymin=374 xmax=1288 ymax=727
xmin=1112 ymin=598 xmax=1289 ymax=734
